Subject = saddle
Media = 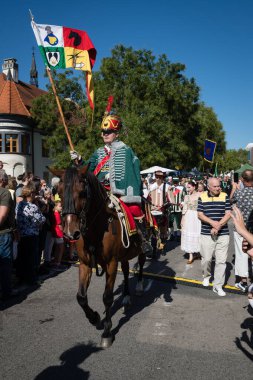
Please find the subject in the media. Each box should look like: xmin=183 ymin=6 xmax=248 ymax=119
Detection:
xmin=108 ymin=194 xmax=137 ymax=237
xmin=108 ymin=194 xmax=155 ymax=255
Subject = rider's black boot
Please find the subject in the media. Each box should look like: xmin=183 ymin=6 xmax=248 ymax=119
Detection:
xmin=135 ymin=219 xmax=153 ymax=256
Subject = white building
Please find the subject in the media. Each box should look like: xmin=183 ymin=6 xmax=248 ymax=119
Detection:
xmin=0 ymin=57 xmax=52 ymax=182
xmin=246 ymin=143 xmax=253 ymax=165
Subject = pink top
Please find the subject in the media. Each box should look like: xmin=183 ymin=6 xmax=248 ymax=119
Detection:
xmin=51 ymin=210 xmax=63 ymax=238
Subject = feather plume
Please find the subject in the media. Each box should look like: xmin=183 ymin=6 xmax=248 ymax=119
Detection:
xmin=105 ymin=95 xmax=114 ymax=115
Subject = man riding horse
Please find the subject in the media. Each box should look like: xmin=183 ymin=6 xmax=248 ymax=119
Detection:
xmin=70 ymin=104 xmax=152 ymax=255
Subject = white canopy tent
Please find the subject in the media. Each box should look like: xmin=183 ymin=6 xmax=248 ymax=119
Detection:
xmin=140 ymin=166 xmax=175 ymax=175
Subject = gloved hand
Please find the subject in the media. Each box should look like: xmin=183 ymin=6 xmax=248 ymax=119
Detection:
xmin=70 ymin=150 xmax=81 ymax=161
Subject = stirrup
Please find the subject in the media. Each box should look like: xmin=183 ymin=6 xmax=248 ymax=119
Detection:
xmin=142 ymin=241 xmax=153 ymax=255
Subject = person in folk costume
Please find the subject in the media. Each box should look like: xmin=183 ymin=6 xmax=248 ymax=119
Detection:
xmin=148 ymin=170 xmax=173 ymax=257
xmin=70 ymin=96 xmax=153 ymax=255
xmin=168 ymin=177 xmax=186 ymax=241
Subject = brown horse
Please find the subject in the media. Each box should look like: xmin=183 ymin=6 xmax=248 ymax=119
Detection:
xmin=57 ymin=165 xmax=145 ymax=347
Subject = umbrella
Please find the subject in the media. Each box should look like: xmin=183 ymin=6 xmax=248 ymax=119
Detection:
xmin=140 ymin=166 xmax=175 ymax=174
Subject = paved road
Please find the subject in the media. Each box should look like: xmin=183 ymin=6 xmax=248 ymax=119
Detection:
xmin=1 ymin=263 xmax=253 ymax=380
xmin=143 ymin=221 xmax=248 ymax=290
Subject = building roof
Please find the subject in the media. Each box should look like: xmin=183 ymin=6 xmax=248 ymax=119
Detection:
xmin=0 ymin=72 xmax=46 ymax=117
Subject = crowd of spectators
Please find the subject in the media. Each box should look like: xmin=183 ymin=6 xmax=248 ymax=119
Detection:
xmin=1 ymin=160 xmax=253 ymax=306
xmin=0 ymin=162 xmax=78 ymax=302
xmin=143 ymin=170 xmax=253 ymax=300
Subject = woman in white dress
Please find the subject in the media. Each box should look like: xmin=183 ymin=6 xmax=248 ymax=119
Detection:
xmin=181 ymin=181 xmax=201 ymax=264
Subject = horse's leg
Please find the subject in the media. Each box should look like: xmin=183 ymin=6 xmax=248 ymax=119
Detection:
xmin=101 ymin=258 xmax=118 ymax=348
xmin=76 ymin=262 xmax=101 ymax=328
xmin=121 ymin=260 xmax=131 ymax=309
xmin=136 ymin=251 xmax=145 ymax=296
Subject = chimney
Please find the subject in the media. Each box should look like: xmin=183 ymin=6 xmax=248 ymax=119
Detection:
xmin=2 ymin=58 xmax=19 ymax=83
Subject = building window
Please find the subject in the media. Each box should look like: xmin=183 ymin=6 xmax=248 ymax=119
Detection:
xmin=0 ymin=134 xmax=2 ymax=152
xmin=21 ymin=133 xmax=31 ymax=154
xmin=5 ymin=134 xmax=18 ymax=153
xmin=42 ymin=138 xmax=49 ymax=158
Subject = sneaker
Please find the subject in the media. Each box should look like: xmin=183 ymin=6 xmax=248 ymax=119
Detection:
xmin=213 ymin=286 xmax=226 ymax=297
xmin=235 ymin=282 xmax=248 ymax=292
xmin=202 ymin=277 xmax=210 ymax=287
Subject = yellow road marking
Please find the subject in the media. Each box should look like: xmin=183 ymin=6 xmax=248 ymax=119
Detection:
xmin=74 ymin=263 xmax=239 ymax=292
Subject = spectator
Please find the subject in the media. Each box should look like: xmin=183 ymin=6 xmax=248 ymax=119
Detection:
xmin=0 ymin=161 xmax=6 ymax=176
xmin=39 ymin=179 xmax=47 ymax=197
xmin=0 ymin=172 xmax=16 ymax=301
xmin=197 ymin=182 xmax=205 ymax=193
xmin=197 ymin=178 xmax=231 ymax=296
xmin=181 ymin=181 xmax=201 ymax=264
xmin=148 ymin=170 xmax=172 ymax=256
xmin=221 ymin=175 xmax=232 ymax=197
xmin=231 ymin=206 xmax=253 ymax=256
xmin=232 ymin=170 xmax=253 ymax=292
xmin=51 ymin=200 xmax=65 ymax=271
xmin=51 ymin=177 xmax=61 ymax=201
xmin=168 ymin=178 xmax=185 ymax=241
xmin=7 ymin=177 xmax=17 ymax=201
xmin=15 ymin=173 xmax=31 ymax=203
xmin=16 ymin=184 xmax=46 ymax=285
xmin=42 ymin=189 xmax=55 ymax=268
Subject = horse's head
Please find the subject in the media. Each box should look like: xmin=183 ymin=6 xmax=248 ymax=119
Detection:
xmin=49 ymin=165 xmax=90 ymax=242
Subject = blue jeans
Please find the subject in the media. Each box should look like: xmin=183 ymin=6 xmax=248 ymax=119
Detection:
xmin=0 ymin=232 xmax=13 ymax=299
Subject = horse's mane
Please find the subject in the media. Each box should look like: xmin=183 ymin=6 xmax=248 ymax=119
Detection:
xmin=63 ymin=167 xmax=79 ymax=214
xmin=63 ymin=167 xmax=107 ymax=214
xmin=86 ymin=171 xmax=108 ymax=207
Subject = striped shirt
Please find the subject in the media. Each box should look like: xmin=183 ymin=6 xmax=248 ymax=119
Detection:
xmin=197 ymin=191 xmax=231 ymax=236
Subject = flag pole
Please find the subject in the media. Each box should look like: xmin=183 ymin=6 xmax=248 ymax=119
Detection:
xmin=30 ymin=11 xmax=74 ymax=151
xmin=46 ymin=67 xmax=74 ymax=150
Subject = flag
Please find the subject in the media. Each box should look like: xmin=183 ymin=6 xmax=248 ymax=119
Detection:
xmin=31 ymin=22 xmax=96 ymax=109
xmin=204 ymin=139 xmax=216 ymax=162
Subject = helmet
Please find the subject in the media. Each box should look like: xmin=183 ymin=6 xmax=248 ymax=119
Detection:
xmin=100 ymin=95 xmax=122 ymax=132
xmin=101 ymin=114 xmax=121 ymax=132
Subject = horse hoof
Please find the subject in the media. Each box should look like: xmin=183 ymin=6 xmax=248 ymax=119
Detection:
xmin=101 ymin=335 xmax=114 ymax=348
xmin=122 ymin=295 xmax=131 ymax=308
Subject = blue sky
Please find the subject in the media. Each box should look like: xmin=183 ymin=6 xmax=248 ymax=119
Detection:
xmin=1 ymin=0 xmax=252 ymax=150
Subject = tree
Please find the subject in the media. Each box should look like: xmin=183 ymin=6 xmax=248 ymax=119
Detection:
xmin=215 ymin=149 xmax=248 ymax=172
xmin=31 ymin=45 xmax=226 ymax=170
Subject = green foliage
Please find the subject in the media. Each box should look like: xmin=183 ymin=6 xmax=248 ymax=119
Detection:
xmin=215 ymin=149 xmax=248 ymax=172
xmin=30 ymin=45 xmax=227 ymax=170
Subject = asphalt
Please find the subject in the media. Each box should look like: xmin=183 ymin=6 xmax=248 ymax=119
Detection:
xmin=1 ymin=266 xmax=253 ymax=380
xmin=114 ymin=221 xmax=247 ymax=296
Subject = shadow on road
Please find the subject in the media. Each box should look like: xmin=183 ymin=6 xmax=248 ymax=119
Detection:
xmin=34 ymin=342 xmax=102 ymax=380
xmin=0 ymin=266 xmax=71 ymax=311
xmin=111 ymin=257 xmax=176 ymax=338
xmin=235 ymin=306 xmax=253 ymax=361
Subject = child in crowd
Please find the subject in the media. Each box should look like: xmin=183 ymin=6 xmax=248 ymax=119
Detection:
xmin=51 ymin=200 xmax=65 ymax=271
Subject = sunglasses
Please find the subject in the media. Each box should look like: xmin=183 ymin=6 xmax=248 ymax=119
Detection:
xmin=102 ymin=130 xmax=116 ymax=135
xmin=155 ymin=175 xmax=164 ymax=179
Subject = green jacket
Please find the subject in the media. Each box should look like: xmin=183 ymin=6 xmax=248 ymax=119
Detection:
xmin=86 ymin=141 xmax=142 ymax=204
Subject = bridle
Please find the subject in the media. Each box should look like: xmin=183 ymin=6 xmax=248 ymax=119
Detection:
xmin=62 ymin=173 xmax=109 ymax=236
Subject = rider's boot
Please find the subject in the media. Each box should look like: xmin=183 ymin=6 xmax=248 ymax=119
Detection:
xmin=135 ymin=218 xmax=153 ymax=257
xmin=151 ymin=235 xmax=157 ymax=259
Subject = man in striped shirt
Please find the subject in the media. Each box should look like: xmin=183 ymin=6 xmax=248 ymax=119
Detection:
xmin=197 ymin=178 xmax=231 ymax=296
